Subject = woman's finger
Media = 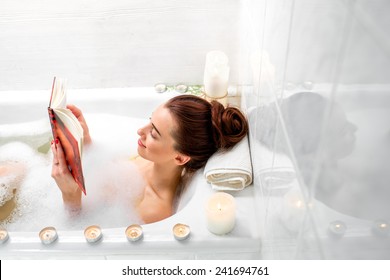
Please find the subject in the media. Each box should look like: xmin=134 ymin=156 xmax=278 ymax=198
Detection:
xmin=51 ymin=139 xmax=59 ymax=166
xmin=55 ymin=139 xmax=68 ymax=168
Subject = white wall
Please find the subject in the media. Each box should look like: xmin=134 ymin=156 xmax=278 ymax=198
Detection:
xmin=0 ymin=0 xmax=240 ymax=90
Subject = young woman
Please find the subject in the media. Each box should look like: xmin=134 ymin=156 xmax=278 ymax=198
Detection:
xmin=51 ymin=95 xmax=248 ymax=224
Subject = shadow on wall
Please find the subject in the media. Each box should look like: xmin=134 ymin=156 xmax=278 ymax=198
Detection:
xmin=250 ymin=92 xmax=390 ymax=221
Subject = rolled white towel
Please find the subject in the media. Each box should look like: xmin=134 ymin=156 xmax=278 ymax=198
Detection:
xmin=204 ymin=136 xmax=252 ymax=191
xmin=251 ymin=140 xmax=296 ymax=191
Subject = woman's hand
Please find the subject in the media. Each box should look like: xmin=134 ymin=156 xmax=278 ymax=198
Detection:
xmin=51 ymin=139 xmax=82 ymax=211
xmin=66 ymin=104 xmax=92 ymax=145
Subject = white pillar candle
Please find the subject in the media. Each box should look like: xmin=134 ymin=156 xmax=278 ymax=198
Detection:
xmin=280 ymin=189 xmax=313 ymax=232
xmin=205 ymin=192 xmax=236 ymax=235
xmin=203 ymin=51 xmax=229 ymax=104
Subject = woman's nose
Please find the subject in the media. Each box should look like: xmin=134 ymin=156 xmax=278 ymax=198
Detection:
xmin=137 ymin=124 xmax=148 ymax=136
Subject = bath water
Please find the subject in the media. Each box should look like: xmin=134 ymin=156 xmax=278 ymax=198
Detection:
xmin=0 ymin=114 xmax=149 ymax=231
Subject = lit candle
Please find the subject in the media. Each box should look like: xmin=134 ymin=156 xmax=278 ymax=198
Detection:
xmin=0 ymin=228 xmax=9 ymax=244
xmin=173 ymin=223 xmax=190 ymax=241
xmin=327 ymin=220 xmax=347 ymax=238
xmin=205 ymin=192 xmax=236 ymax=235
xmin=39 ymin=226 xmax=58 ymax=245
xmin=125 ymin=224 xmax=143 ymax=242
xmin=371 ymin=220 xmax=390 ymax=237
xmin=280 ymin=189 xmax=313 ymax=232
xmin=203 ymin=50 xmax=229 ymax=105
xmin=84 ymin=225 xmax=102 ymax=243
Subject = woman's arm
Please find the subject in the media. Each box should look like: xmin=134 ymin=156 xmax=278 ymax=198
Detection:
xmin=51 ymin=139 xmax=82 ymax=212
xmin=66 ymin=104 xmax=92 ymax=145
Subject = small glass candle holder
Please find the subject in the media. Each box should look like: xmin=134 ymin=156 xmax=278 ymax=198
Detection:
xmin=173 ymin=223 xmax=190 ymax=241
xmin=371 ymin=220 xmax=390 ymax=237
xmin=0 ymin=228 xmax=9 ymax=244
xmin=327 ymin=220 xmax=347 ymax=238
xmin=39 ymin=226 xmax=58 ymax=245
xmin=154 ymin=83 xmax=167 ymax=93
xmin=175 ymin=84 xmax=188 ymax=93
xmin=125 ymin=224 xmax=143 ymax=242
xmin=84 ymin=225 xmax=103 ymax=243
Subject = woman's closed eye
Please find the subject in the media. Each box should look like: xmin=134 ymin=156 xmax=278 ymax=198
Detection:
xmin=150 ymin=126 xmax=158 ymax=139
xmin=149 ymin=117 xmax=161 ymax=139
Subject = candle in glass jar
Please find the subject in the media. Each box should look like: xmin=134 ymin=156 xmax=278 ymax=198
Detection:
xmin=0 ymin=228 xmax=9 ymax=244
xmin=84 ymin=225 xmax=102 ymax=243
xmin=125 ymin=224 xmax=143 ymax=242
xmin=205 ymin=192 xmax=236 ymax=235
xmin=39 ymin=226 xmax=58 ymax=244
xmin=154 ymin=83 xmax=167 ymax=93
xmin=173 ymin=223 xmax=190 ymax=241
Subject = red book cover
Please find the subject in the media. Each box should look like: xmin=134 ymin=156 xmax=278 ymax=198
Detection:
xmin=48 ymin=79 xmax=86 ymax=195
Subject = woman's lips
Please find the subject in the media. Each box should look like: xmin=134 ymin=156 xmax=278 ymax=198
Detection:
xmin=138 ymin=139 xmax=146 ymax=148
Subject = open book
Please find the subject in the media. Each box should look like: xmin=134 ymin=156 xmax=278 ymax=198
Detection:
xmin=48 ymin=77 xmax=86 ymax=195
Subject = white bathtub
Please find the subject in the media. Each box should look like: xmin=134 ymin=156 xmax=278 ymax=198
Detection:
xmin=243 ymin=84 xmax=390 ymax=259
xmin=0 ymin=88 xmax=259 ymax=260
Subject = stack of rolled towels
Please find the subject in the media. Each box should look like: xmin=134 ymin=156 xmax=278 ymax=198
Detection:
xmin=204 ymin=136 xmax=253 ymax=191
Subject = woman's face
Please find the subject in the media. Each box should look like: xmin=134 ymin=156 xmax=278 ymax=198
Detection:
xmin=326 ymin=104 xmax=357 ymax=159
xmin=137 ymin=104 xmax=179 ymax=164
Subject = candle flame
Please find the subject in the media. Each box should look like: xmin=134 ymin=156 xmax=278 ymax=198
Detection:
xmin=217 ymin=203 xmax=222 ymax=211
xmin=295 ymin=200 xmax=303 ymax=209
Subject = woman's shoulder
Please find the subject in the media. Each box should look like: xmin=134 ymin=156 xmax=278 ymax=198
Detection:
xmin=138 ymin=196 xmax=172 ymax=224
xmin=137 ymin=185 xmax=173 ymax=224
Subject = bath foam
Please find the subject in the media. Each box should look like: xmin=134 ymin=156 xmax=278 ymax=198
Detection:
xmin=0 ymin=162 xmax=24 ymax=221
xmin=0 ymin=114 xmax=149 ymax=231
xmin=0 ymin=119 xmax=52 ymax=152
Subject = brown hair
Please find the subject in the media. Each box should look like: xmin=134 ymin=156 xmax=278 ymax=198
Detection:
xmin=165 ymin=94 xmax=248 ymax=173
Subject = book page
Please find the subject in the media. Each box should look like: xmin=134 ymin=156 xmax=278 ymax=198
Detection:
xmin=54 ymin=108 xmax=84 ymax=155
xmin=50 ymin=78 xmax=67 ymax=109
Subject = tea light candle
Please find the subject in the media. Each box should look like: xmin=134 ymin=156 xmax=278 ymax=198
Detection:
xmin=371 ymin=220 xmax=390 ymax=237
xmin=84 ymin=225 xmax=102 ymax=243
xmin=173 ymin=223 xmax=190 ymax=241
xmin=327 ymin=220 xmax=347 ymax=238
xmin=39 ymin=226 xmax=58 ymax=245
xmin=125 ymin=224 xmax=143 ymax=242
xmin=205 ymin=192 xmax=236 ymax=235
xmin=0 ymin=228 xmax=9 ymax=244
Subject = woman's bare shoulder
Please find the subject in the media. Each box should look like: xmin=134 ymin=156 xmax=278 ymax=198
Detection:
xmin=137 ymin=187 xmax=173 ymax=224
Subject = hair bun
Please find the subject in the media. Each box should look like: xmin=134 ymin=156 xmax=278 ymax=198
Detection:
xmin=210 ymin=101 xmax=248 ymax=149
